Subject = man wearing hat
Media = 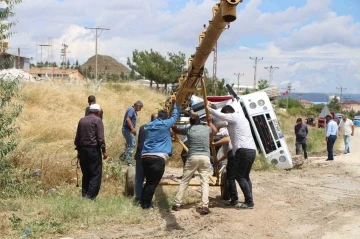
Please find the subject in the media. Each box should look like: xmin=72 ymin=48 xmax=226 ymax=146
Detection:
xmin=325 ymin=114 xmax=338 ymax=161
xmin=75 ymin=103 xmax=108 ymax=200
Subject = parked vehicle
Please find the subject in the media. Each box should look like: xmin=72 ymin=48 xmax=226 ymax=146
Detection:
xmin=305 ymin=115 xmax=316 ymax=126
xmin=354 ymin=116 xmax=360 ymax=126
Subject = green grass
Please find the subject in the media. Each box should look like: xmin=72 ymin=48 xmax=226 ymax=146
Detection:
xmin=1 ymin=192 xmax=150 ymax=238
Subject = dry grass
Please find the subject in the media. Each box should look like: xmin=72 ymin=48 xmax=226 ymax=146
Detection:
xmin=13 ymin=82 xmax=167 ymax=189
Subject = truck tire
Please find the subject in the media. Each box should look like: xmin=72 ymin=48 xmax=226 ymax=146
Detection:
xmin=220 ymin=169 xmax=230 ymax=200
xmin=125 ymin=167 xmax=135 ymax=197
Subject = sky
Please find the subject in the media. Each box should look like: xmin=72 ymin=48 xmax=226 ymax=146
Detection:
xmin=5 ymin=0 xmax=360 ymax=93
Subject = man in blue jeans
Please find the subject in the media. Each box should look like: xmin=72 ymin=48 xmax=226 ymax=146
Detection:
xmin=120 ymin=101 xmax=143 ymax=166
xmin=141 ymin=97 xmax=180 ymax=209
xmin=325 ymin=114 xmax=338 ymax=161
xmin=134 ymin=113 xmax=158 ymax=204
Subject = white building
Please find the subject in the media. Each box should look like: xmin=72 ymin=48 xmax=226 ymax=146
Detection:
xmin=232 ymin=84 xmax=255 ymax=95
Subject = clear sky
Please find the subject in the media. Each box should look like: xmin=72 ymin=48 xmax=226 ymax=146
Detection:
xmin=7 ymin=0 xmax=360 ymax=93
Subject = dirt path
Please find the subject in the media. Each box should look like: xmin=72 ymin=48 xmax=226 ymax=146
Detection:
xmin=76 ymin=129 xmax=360 ymax=239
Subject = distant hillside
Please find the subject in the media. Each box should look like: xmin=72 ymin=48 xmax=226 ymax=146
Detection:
xmin=80 ymin=55 xmax=131 ymax=77
xmin=279 ymin=93 xmax=360 ymax=103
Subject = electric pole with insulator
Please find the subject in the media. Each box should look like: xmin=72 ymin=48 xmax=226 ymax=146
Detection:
xmin=250 ymin=57 xmax=263 ymax=90
xmin=264 ymin=65 xmax=279 ymax=86
xmin=85 ymin=26 xmax=110 ymax=84
xmin=282 ymin=83 xmax=295 ymax=109
xmin=234 ymin=72 xmax=244 ymax=94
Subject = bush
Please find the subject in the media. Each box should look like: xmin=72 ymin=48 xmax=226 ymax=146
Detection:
xmin=0 ymin=79 xmax=24 ymax=196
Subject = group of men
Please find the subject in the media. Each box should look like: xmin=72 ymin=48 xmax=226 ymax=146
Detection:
xmin=294 ymin=114 xmax=355 ymax=162
xmin=75 ymin=95 xmax=258 ymax=213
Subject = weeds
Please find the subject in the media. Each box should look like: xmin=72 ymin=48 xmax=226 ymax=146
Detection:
xmin=253 ymin=154 xmax=277 ymax=171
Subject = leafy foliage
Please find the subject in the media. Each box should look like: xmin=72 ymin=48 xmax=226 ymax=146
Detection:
xmin=127 ymin=49 xmax=186 ymax=88
xmin=278 ymin=98 xmax=302 ymax=109
xmin=328 ymin=96 xmax=340 ymax=111
xmin=258 ymin=79 xmax=270 ymax=90
xmin=0 ymin=79 xmax=23 ymax=167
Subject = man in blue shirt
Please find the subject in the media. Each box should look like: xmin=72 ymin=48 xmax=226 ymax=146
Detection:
xmin=325 ymin=115 xmax=338 ymax=161
xmin=141 ymin=97 xmax=180 ymax=209
xmin=134 ymin=113 xmax=158 ymax=204
xmin=120 ymin=101 xmax=143 ymax=166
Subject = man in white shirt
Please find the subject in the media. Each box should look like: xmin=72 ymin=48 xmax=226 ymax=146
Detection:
xmin=325 ymin=115 xmax=338 ymax=161
xmin=338 ymin=115 xmax=354 ymax=154
xmin=207 ymin=103 xmax=257 ymax=209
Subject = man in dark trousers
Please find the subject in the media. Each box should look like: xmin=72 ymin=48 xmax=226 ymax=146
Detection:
xmin=325 ymin=114 xmax=338 ymax=161
xmin=134 ymin=113 xmax=158 ymax=204
xmin=207 ymin=103 xmax=257 ymax=209
xmin=85 ymin=95 xmax=103 ymax=119
xmin=75 ymin=104 xmax=108 ymax=200
xmin=141 ymin=97 xmax=180 ymax=209
xmin=294 ymin=118 xmax=308 ymax=159
xmin=120 ymin=101 xmax=143 ymax=166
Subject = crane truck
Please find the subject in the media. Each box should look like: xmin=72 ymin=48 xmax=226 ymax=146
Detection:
xmin=125 ymin=0 xmax=293 ymax=199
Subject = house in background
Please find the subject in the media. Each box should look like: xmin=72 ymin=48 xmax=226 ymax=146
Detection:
xmin=298 ymin=99 xmax=314 ymax=108
xmin=341 ymin=100 xmax=360 ymax=112
xmin=0 ymin=52 xmax=31 ymax=70
xmin=27 ymin=67 xmax=86 ymax=82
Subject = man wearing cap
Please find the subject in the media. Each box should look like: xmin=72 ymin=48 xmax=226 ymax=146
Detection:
xmin=140 ymin=97 xmax=179 ymax=209
xmin=294 ymin=118 xmax=308 ymax=159
xmin=207 ymin=103 xmax=257 ymax=209
xmin=75 ymin=104 xmax=108 ymax=200
xmin=120 ymin=101 xmax=143 ymax=166
xmin=85 ymin=95 xmax=103 ymax=119
xmin=325 ymin=114 xmax=338 ymax=161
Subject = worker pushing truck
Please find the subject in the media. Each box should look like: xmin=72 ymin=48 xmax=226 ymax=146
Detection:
xmin=125 ymin=0 xmax=293 ymax=208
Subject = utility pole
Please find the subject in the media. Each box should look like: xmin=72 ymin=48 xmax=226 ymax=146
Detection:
xmin=234 ymin=72 xmax=244 ymax=93
xmin=212 ymin=41 xmax=218 ymax=95
xmin=85 ymin=26 xmax=110 ymax=84
xmin=299 ymin=93 xmax=303 ymax=102
xmin=61 ymin=44 xmax=69 ymax=69
xmin=250 ymin=57 xmax=263 ymax=90
xmin=264 ymin=65 xmax=279 ymax=86
xmin=336 ymin=86 xmax=346 ymax=104
xmin=282 ymin=83 xmax=295 ymax=109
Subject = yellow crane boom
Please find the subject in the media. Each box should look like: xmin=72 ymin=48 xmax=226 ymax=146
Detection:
xmin=165 ymin=0 xmax=243 ymax=112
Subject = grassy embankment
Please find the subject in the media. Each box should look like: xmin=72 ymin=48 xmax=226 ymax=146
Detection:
xmin=1 ymin=82 xmax=175 ymax=238
xmin=0 ymin=82 xmax=335 ymax=238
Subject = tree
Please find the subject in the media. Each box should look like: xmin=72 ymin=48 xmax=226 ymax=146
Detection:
xmin=258 ymin=79 xmax=270 ymax=90
xmin=66 ymin=60 xmax=70 ymax=69
xmin=328 ymin=96 xmax=340 ymax=111
xmin=120 ymin=72 xmax=125 ymax=80
xmin=0 ymin=0 xmax=23 ymax=192
xmin=75 ymin=60 xmax=79 ymax=69
xmin=129 ymin=69 xmax=135 ymax=80
xmin=127 ymin=49 xmax=186 ymax=89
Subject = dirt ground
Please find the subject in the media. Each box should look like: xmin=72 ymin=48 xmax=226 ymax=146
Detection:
xmin=75 ymin=129 xmax=360 ymax=239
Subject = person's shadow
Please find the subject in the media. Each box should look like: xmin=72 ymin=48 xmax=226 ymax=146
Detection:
xmin=156 ymin=185 xmax=184 ymax=231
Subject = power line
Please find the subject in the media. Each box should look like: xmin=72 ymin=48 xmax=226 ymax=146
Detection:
xmin=61 ymin=44 xmax=69 ymax=69
xmin=85 ymin=26 xmax=110 ymax=84
xmin=249 ymin=57 xmax=263 ymax=90
xmin=234 ymin=72 xmax=244 ymax=93
xmin=264 ymin=65 xmax=279 ymax=86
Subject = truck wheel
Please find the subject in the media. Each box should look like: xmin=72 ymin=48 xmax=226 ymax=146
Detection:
xmin=220 ymin=169 xmax=230 ymax=200
xmin=125 ymin=167 xmax=135 ymax=197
